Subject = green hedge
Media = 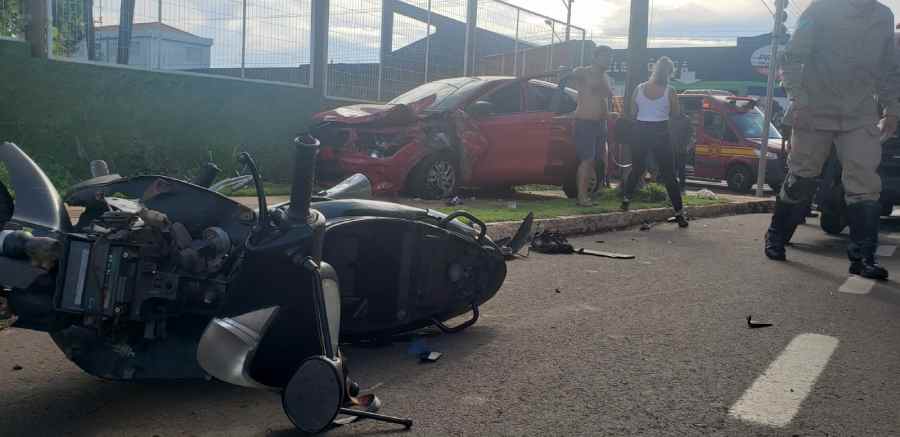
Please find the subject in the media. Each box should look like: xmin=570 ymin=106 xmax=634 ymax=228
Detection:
xmin=0 ymin=39 xmax=323 ymax=190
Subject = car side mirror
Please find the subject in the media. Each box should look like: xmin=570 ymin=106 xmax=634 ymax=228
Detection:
xmin=467 ymin=101 xmax=495 ymax=118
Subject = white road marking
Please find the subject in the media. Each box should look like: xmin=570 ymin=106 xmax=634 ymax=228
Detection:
xmin=838 ymin=276 xmax=877 ymax=295
xmin=729 ymin=334 xmax=839 ymax=428
xmin=876 ymin=245 xmax=897 ymax=257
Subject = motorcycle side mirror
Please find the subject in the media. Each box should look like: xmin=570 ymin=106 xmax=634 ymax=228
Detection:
xmin=467 ymin=101 xmax=495 ymax=118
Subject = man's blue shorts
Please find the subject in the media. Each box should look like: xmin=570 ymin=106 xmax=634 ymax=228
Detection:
xmin=574 ymin=119 xmax=607 ymax=162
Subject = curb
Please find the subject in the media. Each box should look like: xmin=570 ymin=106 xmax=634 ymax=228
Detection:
xmin=486 ymin=199 xmax=775 ymax=240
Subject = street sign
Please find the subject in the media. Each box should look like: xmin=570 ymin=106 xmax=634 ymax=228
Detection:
xmin=750 ymin=45 xmax=786 ymax=78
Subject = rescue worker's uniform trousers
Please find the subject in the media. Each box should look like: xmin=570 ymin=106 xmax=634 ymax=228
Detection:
xmin=767 ymin=123 xmax=886 ymax=277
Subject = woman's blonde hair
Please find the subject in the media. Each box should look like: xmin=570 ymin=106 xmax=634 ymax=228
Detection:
xmin=652 ymin=56 xmax=675 ymax=85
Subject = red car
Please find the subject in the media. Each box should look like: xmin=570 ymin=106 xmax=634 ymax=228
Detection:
xmin=311 ymin=76 xmax=604 ymax=199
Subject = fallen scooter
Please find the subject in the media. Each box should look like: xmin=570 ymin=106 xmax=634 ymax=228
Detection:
xmin=0 ymin=137 xmax=530 ymax=433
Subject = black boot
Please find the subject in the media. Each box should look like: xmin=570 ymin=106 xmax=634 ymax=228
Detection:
xmin=765 ymin=200 xmax=807 ymax=261
xmin=847 ymin=201 xmax=888 ymax=280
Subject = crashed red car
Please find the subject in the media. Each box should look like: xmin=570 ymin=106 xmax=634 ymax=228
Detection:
xmin=311 ymin=76 xmax=603 ymax=199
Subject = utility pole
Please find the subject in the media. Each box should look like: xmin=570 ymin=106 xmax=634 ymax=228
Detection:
xmin=755 ymin=0 xmax=789 ymax=197
xmin=623 ymin=0 xmax=650 ymax=185
xmin=564 ymin=0 xmax=573 ymax=41
xmin=624 ymin=0 xmax=649 ymax=120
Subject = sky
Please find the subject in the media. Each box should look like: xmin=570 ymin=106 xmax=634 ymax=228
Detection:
xmin=506 ymin=0 xmax=900 ymax=48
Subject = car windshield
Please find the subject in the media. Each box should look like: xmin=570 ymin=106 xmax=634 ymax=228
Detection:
xmin=388 ymin=78 xmax=488 ymax=112
xmin=728 ymin=109 xmax=782 ymax=140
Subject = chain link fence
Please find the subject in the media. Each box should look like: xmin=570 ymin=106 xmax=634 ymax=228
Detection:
xmin=7 ymin=0 xmax=586 ymax=97
xmin=46 ymin=0 xmax=312 ymax=85
xmin=325 ymin=0 xmax=587 ymax=102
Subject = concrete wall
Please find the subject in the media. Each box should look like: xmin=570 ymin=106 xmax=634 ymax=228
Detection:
xmin=0 ymin=38 xmax=322 ymax=187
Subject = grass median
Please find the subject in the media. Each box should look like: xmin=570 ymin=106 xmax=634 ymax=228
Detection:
xmin=435 ymin=184 xmax=726 ymax=223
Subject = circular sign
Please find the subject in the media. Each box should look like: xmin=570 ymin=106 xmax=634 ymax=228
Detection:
xmin=751 ymin=45 xmax=786 ymax=78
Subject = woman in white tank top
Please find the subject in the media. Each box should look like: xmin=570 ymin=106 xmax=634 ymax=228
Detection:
xmin=621 ymin=56 xmax=689 ymax=228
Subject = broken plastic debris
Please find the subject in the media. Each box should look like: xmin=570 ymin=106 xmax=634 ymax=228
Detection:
xmin=420 ymin=352 xmax=443 ymax=363
xmin=747 ymin=315 xmax=773 ymax=329
xmin=576 ymin=248 xmax=635 ymax=260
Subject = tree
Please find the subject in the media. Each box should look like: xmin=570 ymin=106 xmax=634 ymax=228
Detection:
xmin=1 ymin=0 xmax=24 ymax=38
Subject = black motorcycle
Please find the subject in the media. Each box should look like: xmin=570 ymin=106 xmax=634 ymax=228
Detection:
xmin=0 ymin=138 xmax=529 ymax=433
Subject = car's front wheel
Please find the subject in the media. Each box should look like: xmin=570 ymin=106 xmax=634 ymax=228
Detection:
xmin=726 ymin=164 xmax=754 ymax=193
xmin=409 ymin=153 xmax=459 ymax=200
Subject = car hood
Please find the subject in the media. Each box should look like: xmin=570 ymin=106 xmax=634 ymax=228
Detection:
xmin=313 ymin=95 xmax=437 ymax=125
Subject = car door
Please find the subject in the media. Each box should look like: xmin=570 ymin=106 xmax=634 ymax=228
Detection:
xmin=524 ymin=82 xmax=563 ymax=183
xmin=468 ymin=81 xmax=548 ymax=186
xmin=697 ymin=110 xmax=730 ymax=179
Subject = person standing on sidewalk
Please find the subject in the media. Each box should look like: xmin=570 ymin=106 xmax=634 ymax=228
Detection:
xmin=620 ymin=57 xmax=689 ymax=228
xmin=562 ymin=46 xmax=616 ymax=207
xmin=764 ymin=0 xmax=900 ymax=280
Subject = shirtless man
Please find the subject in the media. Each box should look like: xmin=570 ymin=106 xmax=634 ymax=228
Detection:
xmin=563 ymin=46 xmax=616 ymax=206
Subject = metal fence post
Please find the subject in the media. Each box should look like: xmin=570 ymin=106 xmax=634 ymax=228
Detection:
xmin=379 ymin=0 xmax=394 ymax=101
xmin=580 ymin=29 xmax=586 ymax=67
xmin=463 ymin=0 xmax=477 ymax=76
xmin=240 ymin=0 xmax=246 ymax=78
xmin=157 ymin=0 xmax=162 ymax=69
xmin=546 ymin=21 xmax=553 ymax=72
xmin=46 ymin=0 xmax=53 ymax=56
xmin=424 ymin=0 xmax=431 ymax=82
xmin=512 ymin=8 xmax=519 ymax=76
xmin=311 ymin=0 xmax=329 ymax=95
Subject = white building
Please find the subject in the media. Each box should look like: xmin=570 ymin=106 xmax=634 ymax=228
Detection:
xmin=76 ymin=22 xmax=213 ymax=70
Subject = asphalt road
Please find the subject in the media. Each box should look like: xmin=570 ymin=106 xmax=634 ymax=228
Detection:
xmin=3 ymin=213 xmax=900 ymax=436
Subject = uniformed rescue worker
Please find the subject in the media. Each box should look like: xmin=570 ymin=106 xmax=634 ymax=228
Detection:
xmin=564 ymin=46 xmax=616 ymax=207
xmin=765 ymin=0 xmax=900 ymax=280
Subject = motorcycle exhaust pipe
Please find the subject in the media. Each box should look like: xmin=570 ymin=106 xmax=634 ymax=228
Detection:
xmin=288 ymin=134 xmax=321 ymax=223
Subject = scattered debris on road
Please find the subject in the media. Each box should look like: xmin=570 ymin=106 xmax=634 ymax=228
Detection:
xmin=747 ymin=315 xmax=774 ymax=329
xmin=11 ymin=364 xmax=23 ymax=371
xmin=577 ymin=248 xmax=636 ymax=260
xmin=420 ymin=352 xmax=443 ymax=363
xmin=640 ymin=222 xmax=655 ymax=231
xmin=555 ymin=288 xmax=562 ymax=294
xmin=497 ymin=213 xmax=535 ymax=259
xmin=531 ymin=231 xmax=575 ymax=254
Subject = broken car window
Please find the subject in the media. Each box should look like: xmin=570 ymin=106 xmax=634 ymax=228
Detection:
xmin=389 ymin=78 xmax=487 ymax=113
